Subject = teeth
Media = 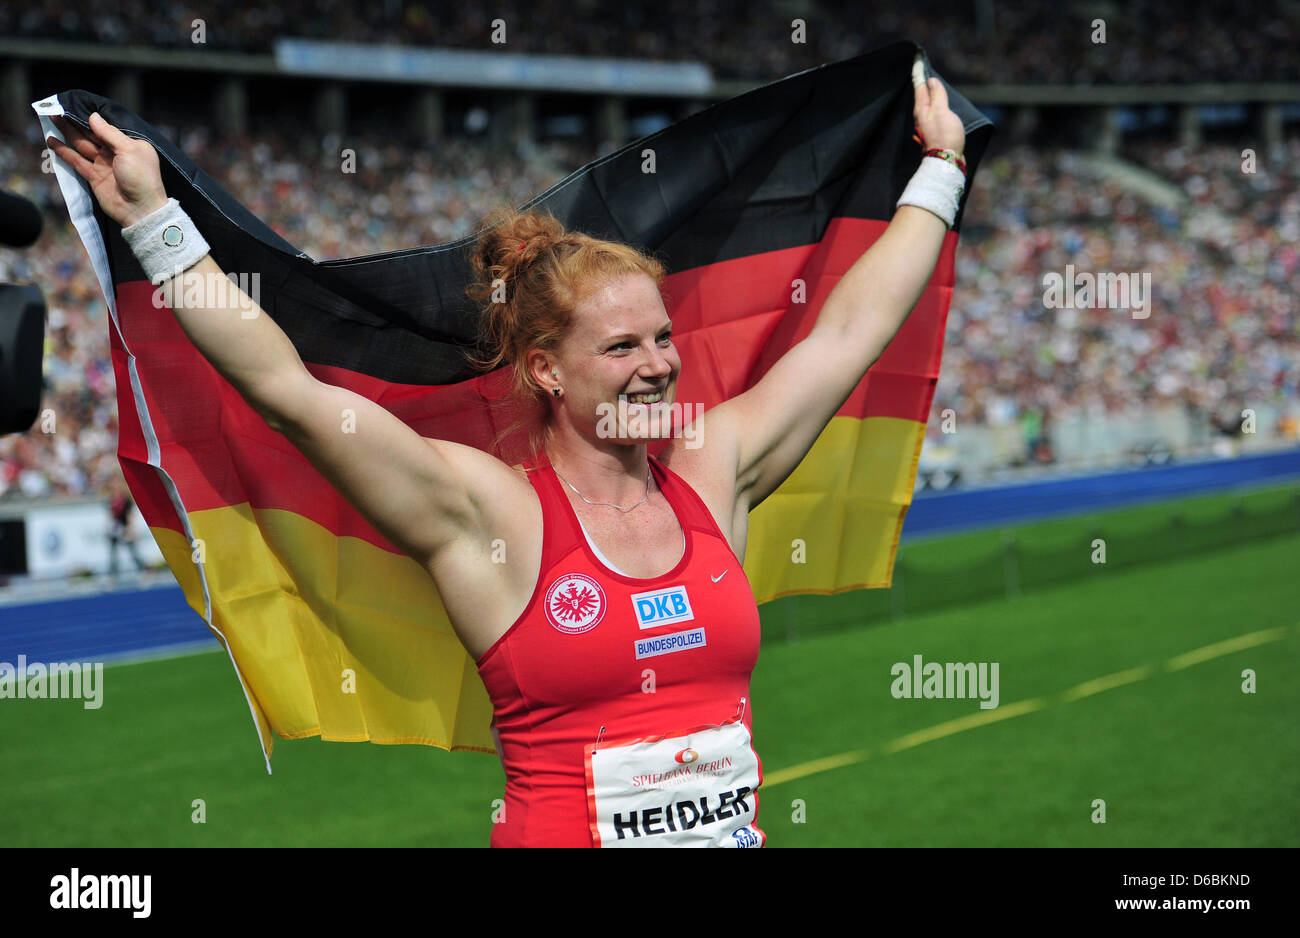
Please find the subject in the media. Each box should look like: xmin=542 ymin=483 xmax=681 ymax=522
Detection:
xmin=625 ymin=391 xmax=664 ymax=404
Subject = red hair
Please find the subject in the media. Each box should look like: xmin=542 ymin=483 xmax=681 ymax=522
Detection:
xmin=465 ymin=205 xmax=668 ymax=462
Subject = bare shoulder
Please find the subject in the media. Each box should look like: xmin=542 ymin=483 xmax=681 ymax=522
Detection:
xmin=656 ymin=401 xmax=749 ymax=555
xmin=417 ymin=437 xmax=541 ymax=580
xmin=420 ymin=437 xmax=536 ymax=511
xmin=418 ymin=439 xmax=544 ymax=659
xmin=657 ymin=399 xmax=742 ymax=498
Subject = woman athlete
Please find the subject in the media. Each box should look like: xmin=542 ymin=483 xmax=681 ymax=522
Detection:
xmin=47 ymin=67 xmax=965 ymax=847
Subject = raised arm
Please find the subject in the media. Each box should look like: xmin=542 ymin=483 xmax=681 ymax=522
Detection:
xmin=713 ymin=72 xmax=968 ymax=509
xmin=46 ymin=112 xmax=502 ymax=565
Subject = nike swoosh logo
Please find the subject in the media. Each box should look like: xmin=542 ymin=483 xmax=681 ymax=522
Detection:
xmin=711 ymin=570 xmax=728 ymax=582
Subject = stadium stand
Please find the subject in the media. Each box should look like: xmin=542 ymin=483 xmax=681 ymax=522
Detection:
xmin=3 ymin=0 xmax=1298 ymax=83
xmin=3 ymin=124 xmax=1298 ymax=498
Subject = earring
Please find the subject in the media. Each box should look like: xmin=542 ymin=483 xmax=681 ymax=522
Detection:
xmin=553 ymin=387 xmax=562 ymax=397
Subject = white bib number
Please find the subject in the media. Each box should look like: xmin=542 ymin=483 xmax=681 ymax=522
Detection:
xmin=586 ymin=718 xmax=764 ymax=848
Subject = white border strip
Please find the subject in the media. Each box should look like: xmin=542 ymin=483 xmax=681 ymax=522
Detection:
xmin=32 ymin=94 xmax=273 ymax=775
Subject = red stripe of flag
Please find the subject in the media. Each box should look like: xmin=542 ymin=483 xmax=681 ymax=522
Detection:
xmin=112 ymin=217 xmax=953 ymax=547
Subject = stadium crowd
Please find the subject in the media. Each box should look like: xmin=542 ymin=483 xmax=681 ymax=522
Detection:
xmin=4 ymin=0 xmax=1298 ymax=84
xmin=933 ymin=136 xmax=1300 ymax=462
xmin=2 ymin=116 xmax=1298 ymax=498
xmin=0 ymin=128 xmax=582 ymax=499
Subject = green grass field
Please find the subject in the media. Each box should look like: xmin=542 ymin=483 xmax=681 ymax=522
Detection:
xmin=2 ymin=483 xmax=1297 ymax=846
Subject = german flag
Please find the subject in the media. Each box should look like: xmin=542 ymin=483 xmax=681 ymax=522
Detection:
xmin=34 ymin=40 xmax=993 ymax=771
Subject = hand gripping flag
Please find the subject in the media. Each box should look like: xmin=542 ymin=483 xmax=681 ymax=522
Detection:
xmin=34 ymin=40 xmax=993 ymax=771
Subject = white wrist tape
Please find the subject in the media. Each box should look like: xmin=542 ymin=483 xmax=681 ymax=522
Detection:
xmin=896 ymin=156 xmax=967 ymax=228
xmin=120 ymin=197 xmax=211 ymax=283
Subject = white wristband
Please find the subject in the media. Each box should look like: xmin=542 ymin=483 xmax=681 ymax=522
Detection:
xmin=120 ymin=197 xmax=211 ymax=283
xmin=895 ymin=156 xmax=967 ymax=228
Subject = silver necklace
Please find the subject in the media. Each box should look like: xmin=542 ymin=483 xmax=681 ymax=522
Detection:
xmin=552 ymin=463 xmax=652 ymax=512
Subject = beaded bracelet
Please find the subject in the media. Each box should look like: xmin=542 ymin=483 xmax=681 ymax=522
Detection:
xmin=922 ymin=147 xmax=967 ymax=176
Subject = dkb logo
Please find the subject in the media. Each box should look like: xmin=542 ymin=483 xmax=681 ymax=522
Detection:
xmin=630 ymin=585 xmax=695 ymax=629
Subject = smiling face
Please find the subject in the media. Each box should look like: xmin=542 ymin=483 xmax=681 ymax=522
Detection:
xmin=530 ymin=271 xmax=681 ymax=444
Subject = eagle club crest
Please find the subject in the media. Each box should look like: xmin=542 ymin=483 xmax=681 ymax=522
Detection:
xmin=544 ymin=573 xmax=607 ymax=634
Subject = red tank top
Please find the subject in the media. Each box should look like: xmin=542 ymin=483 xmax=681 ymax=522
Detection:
xmin=475 ymin=448 xmax=765 ymax=847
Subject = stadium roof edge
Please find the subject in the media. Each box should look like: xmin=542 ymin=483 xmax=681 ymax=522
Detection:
xmin=715 ymin=79 xmax=1300 ymax=104
xmin=2 ymin=37 xmax=712 ymax=97
xmin=7 ymin=39 xmax=1300 ymax=104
